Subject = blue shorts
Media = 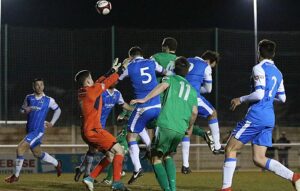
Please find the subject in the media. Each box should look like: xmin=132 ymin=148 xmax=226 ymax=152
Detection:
xmin=25 ymin=131 xmax=44 ymax=149
xmin=128 ymin=104 xmax=160 ymax=133
xmin=232 ymin=119 xmax=273 ymax=147
xmin=197 ymin=96 xmax=215 ymax=118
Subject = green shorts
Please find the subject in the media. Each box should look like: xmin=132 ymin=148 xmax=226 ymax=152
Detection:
xmin=153 ymin=127 xmax=184 ymax=156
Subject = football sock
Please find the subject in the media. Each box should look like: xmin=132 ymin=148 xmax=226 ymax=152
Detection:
xmin=222 ymin=158 xmax=237 ymax=189
xmin=165 ymin=157 xmax=176 ymax=191
xmin=85 ymin=152 xmax=94 ymax=176
xmin=192 ymin=125 xmax=206 ymax=138
xmin=79 ymin=152 xmax=87 ymax=172
xmin=113 ymin=154 xmax=124 ymax=182
xmin=153 ymin=162 xmax=171 ymax=191
xmin=208 ymin=119 xmax=221 ymax=150
xmin=105 ymin=163 xmax=113 ymax=180
xmin=265 ymin=158 xmax=293 ymax=180
xmin=40 ymin=152 xmax=58 ymax=167
xmin=90 ymin=157 xmax=110 ymax=179
xmin=181 ymin=136 xmax=190 ymax=167
xmin=15 ymin=155 xmax=24 ymax=177
xmin=128 ymin=141 xmax=141 ymax=172
xmin=139 ymin=129 xmax=151 ymax=150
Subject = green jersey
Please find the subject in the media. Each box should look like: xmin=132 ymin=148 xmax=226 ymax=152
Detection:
xmin=151 ymin=52 xmax=177 ymax=70
xmin=151 ymin=52 xmax=176 ymax=83
xmin=157 ymin=75 xmax=198 ymax=134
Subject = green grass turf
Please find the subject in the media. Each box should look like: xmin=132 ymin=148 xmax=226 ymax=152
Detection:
xmin=0 ymin=171 xmax=295 ymax=191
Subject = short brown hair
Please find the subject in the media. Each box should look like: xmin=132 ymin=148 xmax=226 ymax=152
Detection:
xmin=174 ymin=56 xmax=190 ymax=77
xmin=258 ymin=39 xmax=276 ymax=59
xmin=201 ymin=50 xmax=220 ymax=64
xmin=162 ymin=37 xmax=177 ymax=51
xmin=74 ymin=70 xmax=90 ymax=87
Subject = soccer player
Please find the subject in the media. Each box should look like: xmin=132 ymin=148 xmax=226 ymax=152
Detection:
xmin=119 ymin=46 xmax=165 ymax=184
xmin=74 ymin=82 xmax=132 ymax=182
xmin=180 ymin=50 xmax=223 ymax=174
xmin=5 ymin=78 xmax=62 ymax=183
xmin=75 ymin=61 xmax=129 ymax=191
xmin=151 ymin=37 xmax=177 ymax=82
xmin=220 ymin=39 xmax=300 ymax=191
xmin=131 ymin=56 xmax=198 ymax=191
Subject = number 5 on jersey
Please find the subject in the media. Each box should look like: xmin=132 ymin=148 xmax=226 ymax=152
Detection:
xmin=140 ymin=67 xmax=152 ymax=84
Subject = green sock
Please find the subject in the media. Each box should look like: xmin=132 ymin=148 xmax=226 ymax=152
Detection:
xmin=153 ymin=163 xmax=171 ymax=191
xmin=165 ymin=157 xmax=176 ymax=191
xmin=192 ymin=125 xmax=205 ymax=138
xmin=105 ymin=163 xmax=113 ymax=181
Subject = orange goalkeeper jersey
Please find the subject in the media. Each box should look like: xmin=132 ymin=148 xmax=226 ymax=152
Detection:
xmin=78 ymin=73 xmax=119 ymax=137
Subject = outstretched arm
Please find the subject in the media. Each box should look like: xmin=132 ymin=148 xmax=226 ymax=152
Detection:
xmin=231 ymin=65 xmax=265 ymax=111
xmin=130 ymin=82 xmax=169 ymax=104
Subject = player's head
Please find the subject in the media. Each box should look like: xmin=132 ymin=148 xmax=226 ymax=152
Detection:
xmin=74 ymin=70 xmax=94 ymax=87
xmin=128 ymin=46 xmax=143 ymax=59
xmin=162 ymin=37 xmax=177 ymax=53
xmin=174 ymin=56 xmax=190 ymax=77
xmin=201 ymin=50 xmax=220 ymax=68
xmin=32 ymin=78 xmax=44 ymax=95
xmin=258 ymin=39 xmax=276 ymax=60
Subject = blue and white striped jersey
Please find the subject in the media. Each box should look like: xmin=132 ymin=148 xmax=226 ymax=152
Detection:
xmin=100 ymin=89 xmax=124 ymax=128
xmin=22 ymin=94 xmax=59 ymax=133
xmin=119 ymin=56 xmax=163 ymax=108
xmin=186 ymin=57 xmax=212 ymax=97
xmin=245 ymin=59 xmax=285 ymax=127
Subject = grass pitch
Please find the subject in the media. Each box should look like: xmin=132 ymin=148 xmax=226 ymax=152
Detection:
xmin=0 ymin=171 xmax=295 ymax=191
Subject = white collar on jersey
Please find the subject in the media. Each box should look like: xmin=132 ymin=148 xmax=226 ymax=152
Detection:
xmin=33 ymin=93 xmax=45 ymax=100
xmin=259 ymin=59 xmax=274 ymax=65
xmin=106 ymin=89 xmax=115 ymax=96
xmin=132 ymin=56 xmax=144 ymax=60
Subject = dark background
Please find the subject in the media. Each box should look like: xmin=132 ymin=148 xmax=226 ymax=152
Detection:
xmin=1 ymin=0 xmax=300 ymax=127
xmin=2 ymin=0 xmax=300 ymax=30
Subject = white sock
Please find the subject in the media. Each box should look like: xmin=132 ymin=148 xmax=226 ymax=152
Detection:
xmin=222 ymin=158 xmax=237 ymax=189
xmin=41 ymin=152 xmax=58 ymax=167
xmin=15 ymin=156 xmax=24 ymax=177
xmin=128 ymin=141 xmax=141 ymax=172
xmin=208 ymin=119 xmax=221 ymax=150
xmin=181 ymin=137 xmax=190 ymax=167
xmin=79 ymin=154 xmax=87 ymax=172
xmin=139 ymin=129 xmax=151 ymax=151
xmin=265 ymin=158 xmax=293 ymax=180
xmin=85 ymin=153 xmax=94 ymax=176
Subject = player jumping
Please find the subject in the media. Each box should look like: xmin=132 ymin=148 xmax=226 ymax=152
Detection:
xmin=75 ymin=60 xmax=130 ymax=191
xmin=119 ymin=46 xmax=166 ymax=184
xmin=220 ymin=39 xmax=300 ymax=191
xmin=74 ymin=82 xmax=132 ymax=182
xmin=5 ymin=78 xmax=62 ymax=183
xmin=131 ymin=56 xmax=198 ymax=191
xmin=182 ymin=50 xmax=224 ymax=173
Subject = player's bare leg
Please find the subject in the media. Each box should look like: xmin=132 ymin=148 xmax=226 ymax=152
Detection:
xmin=220 ymin=137 xmax=244 ymax=191
xmin=207 ymin=110 xmax=224 ymax=154
xmin=127 ymin=132 xmax=144 ymax=184
xmin=31 ymin=145 xmax=62 ymax=177
xmin=5 ymin=139 xmax=30 ymax=183
xmin=252 ymin=144 xmax=300 ymax=191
